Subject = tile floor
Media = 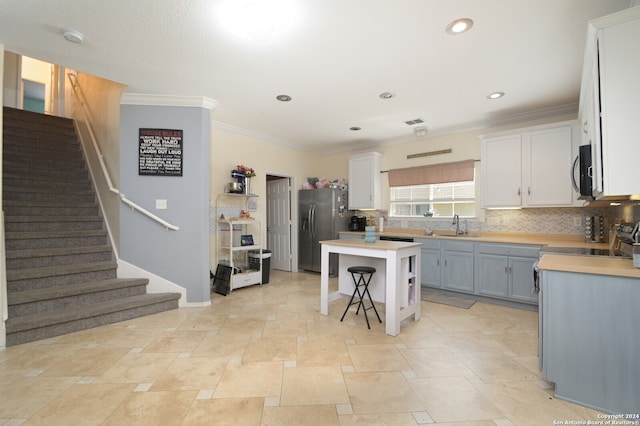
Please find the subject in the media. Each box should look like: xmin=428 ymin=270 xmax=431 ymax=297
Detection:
xmin=0 ymin=270 xmax=604 ymax=425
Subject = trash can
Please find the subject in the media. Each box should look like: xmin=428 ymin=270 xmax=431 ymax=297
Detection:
xmin=249 ymin=250 xmax=271 ymax=284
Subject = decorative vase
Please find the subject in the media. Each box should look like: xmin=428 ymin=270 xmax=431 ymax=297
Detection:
xmin=244 ymin=178 xmax=251 ymax=195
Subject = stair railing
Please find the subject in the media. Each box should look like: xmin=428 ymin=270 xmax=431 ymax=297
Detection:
xmin=67 ymin=73 xmax=179 ymax=231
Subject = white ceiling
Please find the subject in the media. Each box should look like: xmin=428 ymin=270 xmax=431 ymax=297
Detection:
xmin=0 ymin=0 xmax=632 ymax=154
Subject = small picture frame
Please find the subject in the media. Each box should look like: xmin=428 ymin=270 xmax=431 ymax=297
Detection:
xmin=240 ymin=234 xmax=254 ymax=246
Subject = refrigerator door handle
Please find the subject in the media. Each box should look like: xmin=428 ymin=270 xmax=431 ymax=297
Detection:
xmin=310 ymin=203 xmax=316 ymax=237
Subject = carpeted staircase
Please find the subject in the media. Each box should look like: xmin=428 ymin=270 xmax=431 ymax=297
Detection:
xmin=2 ymin=107 xmax=181 ymax=346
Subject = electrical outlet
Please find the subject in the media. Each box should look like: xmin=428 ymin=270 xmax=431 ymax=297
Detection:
xmin=572 ymin=217 xmax=581 ymax=226
xmin=156 ymin=199 xmax=167 ymax=210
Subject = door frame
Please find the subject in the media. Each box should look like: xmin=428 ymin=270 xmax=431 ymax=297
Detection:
xmin=266 ymin=173 xmax=298 ymax=272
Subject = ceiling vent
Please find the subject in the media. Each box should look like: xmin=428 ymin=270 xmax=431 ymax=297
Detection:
xmin=404 ymin=118 xmax=424 ymax=126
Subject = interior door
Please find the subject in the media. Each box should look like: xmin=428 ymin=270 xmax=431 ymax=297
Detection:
xmin=267 ymin=178 xmax=292 ymax=271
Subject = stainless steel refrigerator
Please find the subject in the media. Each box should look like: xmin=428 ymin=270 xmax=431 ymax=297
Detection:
xmin=299 ymin=188 xmax=352 ymax=275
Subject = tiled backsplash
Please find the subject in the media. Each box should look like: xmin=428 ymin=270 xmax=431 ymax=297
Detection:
xmin=367 ymin=207 xmax=616 ymax=236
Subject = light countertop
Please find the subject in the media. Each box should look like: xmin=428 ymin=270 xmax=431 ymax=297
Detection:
xmin=537 ymin=254 xmax=640 ymax=278
xmin=319 ymin=238 xmax=422 ymax=251
xmin=339 ymin=228 xmax=610 ymax=249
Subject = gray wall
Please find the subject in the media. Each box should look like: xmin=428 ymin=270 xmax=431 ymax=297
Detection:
xmin=120 ymin=104 xmax=210 ymax=303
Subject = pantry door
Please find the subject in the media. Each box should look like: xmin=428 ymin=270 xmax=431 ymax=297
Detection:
xmin=267 ymin=177 xmax=292 ymax=271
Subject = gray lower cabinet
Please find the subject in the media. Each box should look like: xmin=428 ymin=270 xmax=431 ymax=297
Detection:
xmin=417 ymin=239 xmax=441 ymax=288
xmin=476 ymin=243 xmax=539 ymax=304
xmin=442 ymin=241 xmax=474 ymax=293
xmin=540 ymin=269 xmax=640 ymax=413
xmin=418 ymin=239 xmax=474 ymax=293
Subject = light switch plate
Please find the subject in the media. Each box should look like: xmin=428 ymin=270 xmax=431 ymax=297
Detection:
xmin=156 ymin=199 xmax=167 ymax=209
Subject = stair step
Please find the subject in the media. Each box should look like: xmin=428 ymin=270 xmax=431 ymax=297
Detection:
xmin=8 ymin=278 xmax=149 ymax=316
xmin=7 ymin=260 xmax=117 ymax=281
xmin=6 ymin=260 xmax=118 ymax=293
xmin=6 ymin=245 xmax=113 ymax=269
xmin=5 ymin=293 xmax=181 ymax=346
xmin=2 ymin=174 xmax=93 ymax=191
xmin=4 ymin=229 xmax=108 ymax=251
xmin=3 ymin=200 xmax=99 ymax=216
xmin=3 ymin=215 xmax=104 ymax=232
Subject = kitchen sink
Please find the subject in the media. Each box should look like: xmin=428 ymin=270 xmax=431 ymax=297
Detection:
xmin=426 ymin=232 xmax=479 ymax=238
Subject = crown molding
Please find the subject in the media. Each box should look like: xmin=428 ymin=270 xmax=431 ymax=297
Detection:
xmin=120 ymin=93 xmax=218 ymax=111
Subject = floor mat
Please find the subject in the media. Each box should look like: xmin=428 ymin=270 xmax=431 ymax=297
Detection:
xmin=421 ymin=291 xmax=476 ymax=309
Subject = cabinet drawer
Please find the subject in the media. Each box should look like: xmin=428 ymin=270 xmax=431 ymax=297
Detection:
xmin=415 ymin=238 xmax=440 ymax=249
xmin=476 ymin=243 xmax=540 ymax=258
xmin=442 ymin=240 xmax=474 ymax=252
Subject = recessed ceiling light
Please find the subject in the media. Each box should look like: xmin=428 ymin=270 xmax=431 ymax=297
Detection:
xmin=276 ymin=94 xmax=292 ymax=102
xmin=487 ymin=91 xmax=505 ymax=99
xmin=445 ymin=18 xmax=474 ymax=35
xmin=414 ymin=126 xmax=428 ymax=137
xmin=379 ymin=92 xmax=395 ymax=100
xmin=62 ymin=29 xmax=84 ymax=44
xmin=350 ymin=126 xmax=361 ymax=131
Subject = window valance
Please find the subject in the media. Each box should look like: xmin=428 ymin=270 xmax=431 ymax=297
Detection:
xmin=387 ymin=160 xmax=475 ymax=187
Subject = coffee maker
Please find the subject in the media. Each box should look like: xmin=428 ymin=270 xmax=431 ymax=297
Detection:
xmin=349 ymin=215 xmax=366 ymax=231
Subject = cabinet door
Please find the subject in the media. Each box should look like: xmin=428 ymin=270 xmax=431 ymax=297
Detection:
xmin=481 ymin=134 xmax=522 ymax=208
xmin=442 ymin=242 xmax=474 ymax=293
xmin=508 ymin=256 xmax=538 ymax=303
xmin=522 ymin=126 xmax=574 ymax=207
xmin=420 ymin=247 xmax=442 ymax=288
xmin=476 ymin=253 xmax=509 ymax=298
xmin=348 ymin=152 xmax=381 ymax=209
xmin=598 ymin=17 xmax=640 ymax=197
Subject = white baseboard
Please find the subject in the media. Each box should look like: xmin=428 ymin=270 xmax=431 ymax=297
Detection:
xmin=117 ymin=259 xmax=187 ymax=307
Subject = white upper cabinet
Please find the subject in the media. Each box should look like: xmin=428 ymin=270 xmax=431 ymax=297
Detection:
xmin=481 ymin=121 xmax=578 ymax=208
xmin=348 ymin=152 xmax=382 ymax=209
xmin=581 ymin=7 xmax=640 ymax=199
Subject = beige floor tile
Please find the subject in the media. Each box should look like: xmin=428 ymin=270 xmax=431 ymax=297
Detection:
xmin=41 ymin=347 xmax=129 ymax=377
xmin=280 ymin=366 xmax=350 ymax=405
xmin=101 ymin=390 xmax=197 ymax=426
xmin=242 ymin=336 xmax=297 ymax=362
xmin=182 ymin=397 xmax=264 ymax=425
xmin=94 ymin=352 xmax=177 ymax=384
xmin=399 ymin=347 xmax=476 ymax=378
xmin=296 ymin=339 xmax=352 ymax=367
xmin=305 ymin=317 xmax=355 ymax=340
xmin=152 ymin=356 xmax=229 ymax=390
xmin=0 ymin=375 xmax=79 ymax=419
xmin=262 ymin=405 xmax=340 ymax=426
xmin=455 ymin=351 xmax=539 ymax=383
xmin=475 ymin=380 xmax=599 ymax=426
xmin=214 ymin=360 xmax=283 ymax=398
xmin=447 ymin=330 xmax=508 ymax=353
xmin=345 ymin=371 xmax=424 ymax=415
xmin=175 ymin=312 xmax=229 ymax=331
xmin=409 ymin=376 xmax=505 ymax=423
xmin=217 ymin=316 xmax=267 ymax=335
xmin=261 ymin=318 xmax=308 ymax=337
xmin=338 ymin=412 xmax=421 ymax=425
xmin=143 ymin=330 xmax=208 ymax=353
xmin=348 ymin=343 xmax=411 ymax=372
xmin=23 ymin=383 xmax=133 ymax=425
xmin=191 ymin=332 xmax=252 ymax=358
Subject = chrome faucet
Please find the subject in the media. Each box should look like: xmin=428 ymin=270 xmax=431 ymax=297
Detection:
xmin=453 ymin=214 xmax=462 ymax=236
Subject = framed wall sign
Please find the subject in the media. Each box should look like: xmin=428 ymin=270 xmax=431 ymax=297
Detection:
xmin=138 ymin=128 xmax=183 ymax=176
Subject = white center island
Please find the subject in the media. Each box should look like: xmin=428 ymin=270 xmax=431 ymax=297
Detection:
xmin=319 ymin=238 xmax=422 ymax=336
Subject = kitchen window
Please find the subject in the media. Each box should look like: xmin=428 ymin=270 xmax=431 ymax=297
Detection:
xmin=389 ymin=180 xmax=476 ymax=218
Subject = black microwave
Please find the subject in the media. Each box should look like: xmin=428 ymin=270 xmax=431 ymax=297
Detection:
xmin=574 ymin=144 xmax=594 ymax=200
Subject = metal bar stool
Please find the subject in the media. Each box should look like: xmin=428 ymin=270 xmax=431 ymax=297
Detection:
xmin=340 ymin=266 xmax=382 ymax=329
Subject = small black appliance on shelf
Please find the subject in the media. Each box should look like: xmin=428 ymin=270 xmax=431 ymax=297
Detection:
xmin=350 ymin=215 xmax=366 ymax=232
